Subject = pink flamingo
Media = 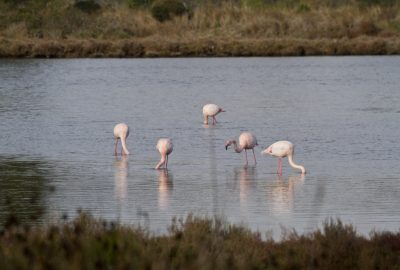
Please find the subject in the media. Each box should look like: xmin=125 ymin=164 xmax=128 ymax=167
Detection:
xmin=225 ymin=132 xmax=258 ymax=165
xmin=203 ymin=104 xmax=225 ymax=125
xmin=155 ymin=138 xmax=173 ymax=169
xmin=261 ymin=141 xmax=306 ymax=175
xmin=113 ymin=123 xmax=130 ymax=156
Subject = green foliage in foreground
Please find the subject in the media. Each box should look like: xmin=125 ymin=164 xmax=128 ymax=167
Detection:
xmin=1 ymin=213 xmax=399 ymax=270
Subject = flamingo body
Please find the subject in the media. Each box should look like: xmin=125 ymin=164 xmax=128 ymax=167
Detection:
xmin=156 ymin=138 xmax=173 ymax=169
xmin=113 ymin=123 xmax=130 ymax=155
xmin=202 ymin=104 xmax=225 ymax=125
xmin=225 ymin=132 xmax=258 ymax=165
xmin=261 ymin=141 xmax=305 ymax=174
xmin=237 ymin=132 xmax=258 ymax=150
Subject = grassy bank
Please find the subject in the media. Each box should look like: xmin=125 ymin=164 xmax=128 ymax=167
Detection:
xmin=0 ymin=0 xmax=400 ymax=57
xmin=1 ymin=213 xmax=400 ymax=269
xmin=1 ymin=36 xmax=400 ymax=57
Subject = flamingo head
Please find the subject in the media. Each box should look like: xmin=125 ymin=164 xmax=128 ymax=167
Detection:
xmin=219 ymin=108 xmax=226 ymax=113
xmin=225 ymin=140 xmax=235 ymax=150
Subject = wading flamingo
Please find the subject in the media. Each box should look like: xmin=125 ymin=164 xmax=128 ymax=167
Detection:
xmin=203 ymin=104 xmax=225 ymax=125
xmin=225 ymin=132 xmax=258 ymax=165
xmin=113 ymin=123 xmax=130 ymax=156
xmin=155 ymin=138 xmax=173 ymax=169
xmin=261 ymin=141 xmax=305 ymax=175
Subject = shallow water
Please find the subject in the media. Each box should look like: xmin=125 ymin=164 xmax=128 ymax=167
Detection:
xmin=0 ymin=57 xmax=399 ymax=238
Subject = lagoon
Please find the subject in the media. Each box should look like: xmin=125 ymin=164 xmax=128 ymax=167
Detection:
xmin=0 ymin=57 xmax=399 ymax=238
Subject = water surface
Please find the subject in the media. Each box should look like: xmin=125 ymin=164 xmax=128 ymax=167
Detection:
xmin=0 ymin=57 xmax=399 ymax=238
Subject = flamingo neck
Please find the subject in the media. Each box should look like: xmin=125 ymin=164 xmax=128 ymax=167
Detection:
xmin=288 ymin=154 xmax=305 ymax=174
xmin=232 ymin=141 xmax=243 ymax=153
xmin=156 ymin=155 xmax=166 ymax=169
xmin=120 ymin=137 xmax=130 ymax=155
xmin=203 ymin=115 xmax=208 ymax=125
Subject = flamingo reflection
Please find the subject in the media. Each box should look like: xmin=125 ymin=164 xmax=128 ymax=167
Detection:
xmin=267 ymin=174 xmax=305 ymax=215
xmin=234 ymin=166 xmax=257 ymax=208
xmin=158 ymin=169 xmax=173 ymax=210
xmin=114 ymin=155 xmax=129 ymax=219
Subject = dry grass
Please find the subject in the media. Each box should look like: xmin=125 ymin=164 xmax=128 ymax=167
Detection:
xmin=0 ymin=1 xmax=400 ymax=56
xmin=1 ymin=36 xmax=399 ymax=57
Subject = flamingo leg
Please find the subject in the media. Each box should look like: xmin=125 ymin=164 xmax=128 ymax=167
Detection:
xmin=252 ymin=149 xmax=257 ymax=164
xmin=279 ymin=158 xmax=283 ymax=175
xmin=277 ymin=158 xmax=282 ymax=175
xmin=166 ymin=155 xmax=168 ymax=169
xmin=244 ymin=149 xmax=248 ymax=165
xmin=276 ymin=158 xmax=279 ymax=174
xmin=213 ymin=116 xmax=217 ymax=124
xmin=114 ymin=139 xmax=119 ymax=156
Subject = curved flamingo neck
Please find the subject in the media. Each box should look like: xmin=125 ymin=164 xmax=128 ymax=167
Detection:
xmin=232 ymin=141 xmax=243 ymax=153
xmin=156 ymin=155 xmax=166 ymax=169
xmin=120 ymin=137 xmax=129 ymax=155
xmin=288 ymin=154 xmax=305 ymax=174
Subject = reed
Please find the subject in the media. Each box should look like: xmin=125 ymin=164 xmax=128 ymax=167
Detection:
xmin=1 ymin=212 xmax=399 ymax=269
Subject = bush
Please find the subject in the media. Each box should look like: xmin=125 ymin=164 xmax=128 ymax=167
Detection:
xmin=151 ymin=0 xmax=189 ymax=22
xmin=356 ymin=0 xmax=398 ymax=6
xmin=73 ymin=0 xmax=101 ymax=13
xmin=297 ymin=3 xmax=311 ymax=12
xmin=2 ymin=0 xmax=28 ymax=6
xmin=1 ymin=213 xmax=400 ymax=270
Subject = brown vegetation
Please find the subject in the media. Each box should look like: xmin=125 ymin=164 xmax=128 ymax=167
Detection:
xmin=0 ymin=0 xmax=400 ymax=57
xmin=1 ymin=212 xmax=400 ymax=269
xmin=1 ymin=36 xmax=399 ymax=57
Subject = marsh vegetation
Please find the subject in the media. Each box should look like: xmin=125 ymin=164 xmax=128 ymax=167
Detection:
xmin=1 ymin=212 xmax=399 ymax=269
xmin=0 ymin=0 xmax=400 ymax=56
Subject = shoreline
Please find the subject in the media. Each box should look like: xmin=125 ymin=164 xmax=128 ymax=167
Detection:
xmin=1 ymin=37 xmax=400 ymax=58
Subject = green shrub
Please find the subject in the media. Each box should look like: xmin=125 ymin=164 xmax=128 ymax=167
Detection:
xmin=356 ymin=0 xmax=398 ymax=6
xmin=73 ymin=0 xmax=101 ymax=13
xmin=297 ymin=3 xmax=311 ymax=12
xmin=1 ymin=213 xmax=400 ymax=270
xmin=2 ymin=0 xmax=28 ymax=6
xmin=151 ymin=0 xmax=189 ymax=22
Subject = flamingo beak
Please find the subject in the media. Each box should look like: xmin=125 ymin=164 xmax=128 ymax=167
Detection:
xmin=225 ymin=145 xmax=228 ymax=150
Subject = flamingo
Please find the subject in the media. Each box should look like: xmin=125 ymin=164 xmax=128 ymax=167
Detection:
xmin=261 ymin=141 xmax=305 ymax=175
xmin=113 ymin=123 xmax=130 ymax=156
xmin=203 ymin=104 xmax=225 ymax=125
xmin=155 ymin=138 xmax=173 ymax=169
xmin=225 ymin=132 xmax=258 ymax=165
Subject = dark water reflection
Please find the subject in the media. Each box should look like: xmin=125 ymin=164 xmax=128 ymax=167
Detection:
xmin=0 ymin=156 xmax=53 ymax=226
xmin=0 ymin=57 xmax=400 ymax=238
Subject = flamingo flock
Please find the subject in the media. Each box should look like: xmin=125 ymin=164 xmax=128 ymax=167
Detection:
xmin=114 ymin=103 xmax=306 ymax=175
